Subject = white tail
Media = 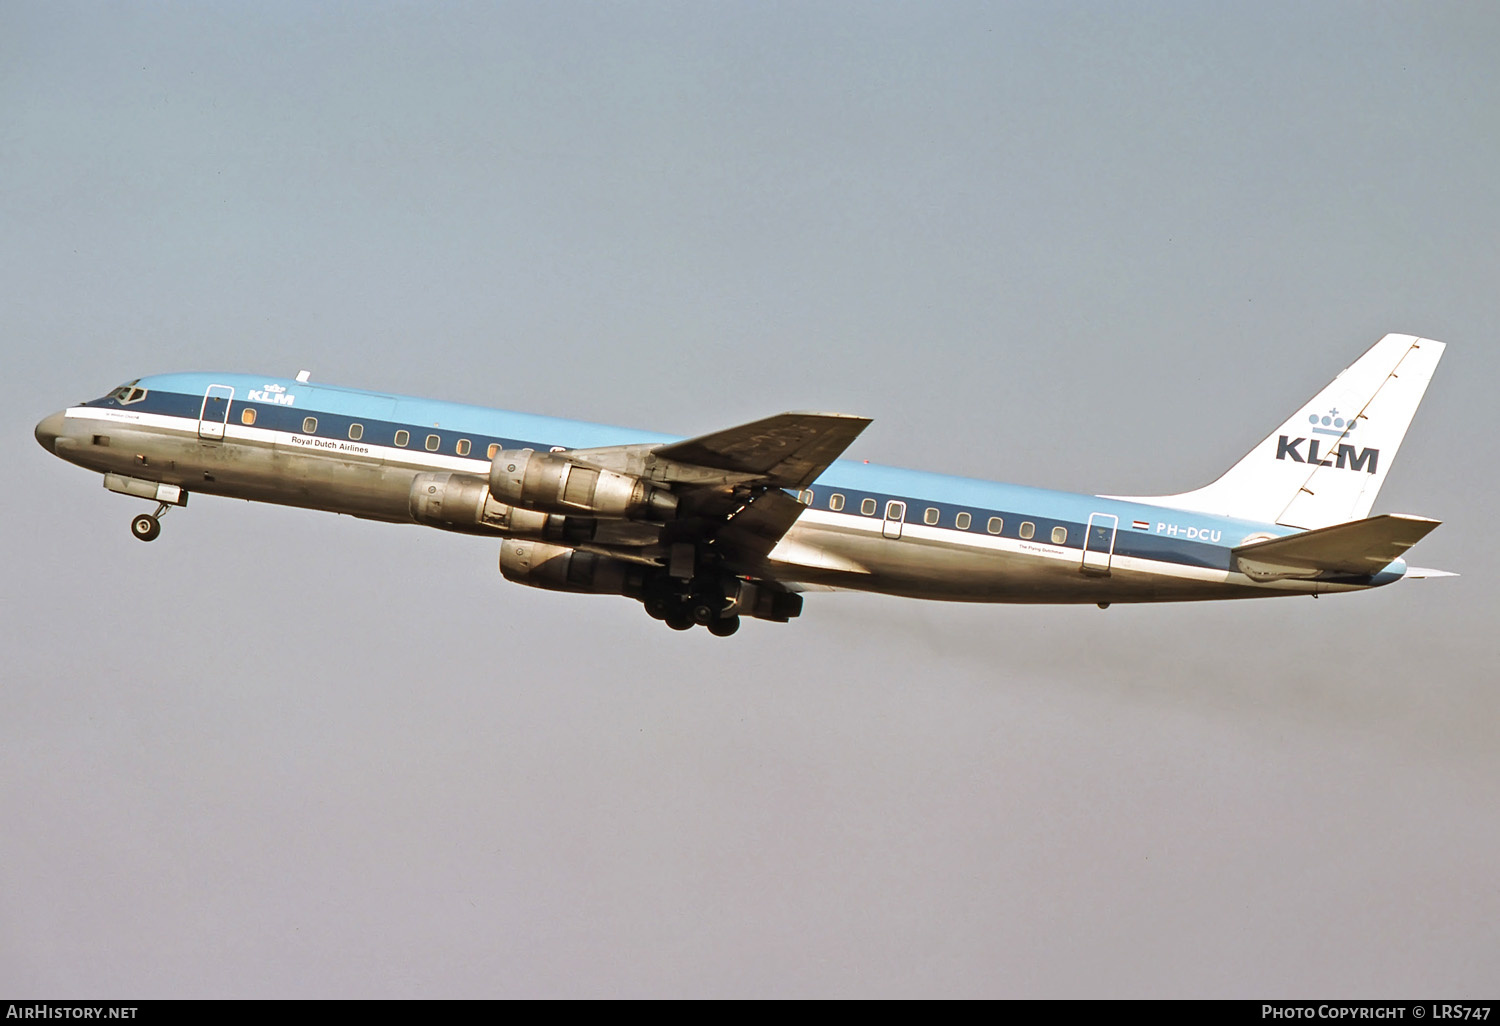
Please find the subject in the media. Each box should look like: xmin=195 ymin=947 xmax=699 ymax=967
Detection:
xmin=1121 ymin=334 xmax=1445 ymax=529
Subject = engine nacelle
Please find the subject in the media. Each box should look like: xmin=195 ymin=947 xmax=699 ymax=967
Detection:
xmin=751 ymin=587 xmax=803 ymax=623
xmin=499 ymin=539 xmax=643 ymax=596
xmin=717 ymin=578 xmax=804 ymax=622
xmin=409 ymin=472 xmax=595 ymax=541
xmin=489 ymin=449 xmax=677 ymax=520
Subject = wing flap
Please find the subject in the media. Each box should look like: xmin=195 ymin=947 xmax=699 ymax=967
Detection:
xmin=1232 ymin=513 xmax=1440 ymax=581
xmin=713 ymin=488 xmax=808 ymax=563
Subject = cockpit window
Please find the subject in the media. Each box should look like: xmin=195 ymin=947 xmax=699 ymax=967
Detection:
xmin=106 ymin=381 xmax=147 ymax=405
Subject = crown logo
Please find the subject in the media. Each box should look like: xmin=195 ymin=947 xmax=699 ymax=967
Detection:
xmin=1308 ymin=408 xmax=1357 ymax=436
xmin=264 ymin=383 xmax=287 ymax=393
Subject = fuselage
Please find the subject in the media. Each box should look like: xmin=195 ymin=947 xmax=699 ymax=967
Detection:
xmin=33 ymin=371 xmax=1407 ymax=606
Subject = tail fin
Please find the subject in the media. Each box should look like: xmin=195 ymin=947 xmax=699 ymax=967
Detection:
xmin=1123 ymin=334 xmax=1445 ymax=529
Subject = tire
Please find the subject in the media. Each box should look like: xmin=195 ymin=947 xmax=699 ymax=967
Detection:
xmin=665 ymin=614 xmax=695 ymax=631
xmin=130 ymin=514 xmax=161 ymax=542
xmin=707 ymin=616 xmax=740 ymax=638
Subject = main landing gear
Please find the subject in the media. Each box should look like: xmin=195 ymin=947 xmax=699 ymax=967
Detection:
xmin=642 ymin=580 xmax=742 ymax=637
xmin=642 ymin=594 xmax=741 ymax=633
xmin=129 ymin=502 xmax=173 ymax=542
xmin=637 ymin=565 xmax=802 ymax=636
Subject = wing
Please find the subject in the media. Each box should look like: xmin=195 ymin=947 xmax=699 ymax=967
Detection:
xmin=555 ymin=411 xmax=870 ymax=572
xmin=652 ymin=411 xmax=872 ymax=490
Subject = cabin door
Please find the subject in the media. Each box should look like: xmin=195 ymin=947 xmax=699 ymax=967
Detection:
xmin=883 ymin=500 xmax=906 ymax=540
xmin=198 ymin=384 xmax=235 ymax=441
xmin=1081 ymin=513 xmax=1118 ymax=575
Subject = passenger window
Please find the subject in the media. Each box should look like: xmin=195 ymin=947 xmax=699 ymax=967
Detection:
xmin=956 ymin=512 xmax=971 ymax=530
xmin=1020 ymin=521 xmax=1035 ymax=539
xmin=349 ymin=424 xmax=363 ymax=441
xmin=861 ymin=498 xmax=877 ymax=516
xmin=395 ymin=430 xmax=409 ymax=447
xmin=987 ymin=517 xmax=1003 ymax=534
xmin=924 ymin=507 xmax=939 ymax=525
xmin=1051 ymin=526 xmax=1067 ymax=544
xmin=886 ymin=500 xmax=905 ymax=520
xmin=798 ymin=490 xmax=813 ymax=505
xmin=830 ymin=493 xmax=845 ymax=511
xmin=425 ymin=434 xmax=440 ymax=452
xmin=488 ymin=443 xmax=500 ymax=459
xmin=302 ymin=417 xmax=318 ymax=434
xmin=241 ymin=409 xmax=256 ymax=426
xmin=457 ymin=439 xmax=471 ymax=456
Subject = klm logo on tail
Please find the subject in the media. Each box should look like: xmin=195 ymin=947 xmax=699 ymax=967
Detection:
xmin=1276 ymin=409 xmax=1378 ymax=473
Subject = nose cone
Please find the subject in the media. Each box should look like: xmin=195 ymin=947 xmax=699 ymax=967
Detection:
xmin=34 ymin=411 xmax=66 ymax=453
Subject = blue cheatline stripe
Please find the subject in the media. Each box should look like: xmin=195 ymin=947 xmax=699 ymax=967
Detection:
xmin=791 ymin=488 xmax=1235 ymax=570
xmin=85 ymin=389 xmax=543 ymax=463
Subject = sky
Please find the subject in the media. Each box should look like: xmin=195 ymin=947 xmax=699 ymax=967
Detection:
xmin=3 ymin=1 xmax=1498 ymax=999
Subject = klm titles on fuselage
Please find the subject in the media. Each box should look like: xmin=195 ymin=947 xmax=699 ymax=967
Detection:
xmin=245 ymin=384 xmax=296 ymax=406
xmin=290 ymin=435 xmax=369 ymax=455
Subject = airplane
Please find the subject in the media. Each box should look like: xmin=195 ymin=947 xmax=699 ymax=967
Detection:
xmin=33 ymin=333 xmax=1451 ymax=636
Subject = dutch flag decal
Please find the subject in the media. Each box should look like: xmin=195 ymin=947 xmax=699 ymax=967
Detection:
xmin=1132 ymin=520 xmax=1150 ymax=530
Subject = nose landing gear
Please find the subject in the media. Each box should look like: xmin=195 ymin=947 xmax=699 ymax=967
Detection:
xmin=130 ymin=502 xmax=173 ymax=542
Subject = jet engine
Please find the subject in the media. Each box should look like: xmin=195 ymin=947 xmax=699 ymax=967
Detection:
xmin=499 ymin=539 xmax=645 ymax=596
xmin=488 ymin=449 xmax=677 ymax=520
xmin=409 ymin=472 xmax=594 ymax=542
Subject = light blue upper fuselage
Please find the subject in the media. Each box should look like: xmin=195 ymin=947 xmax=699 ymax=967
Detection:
xmin=132 ymin=370 xmax=1298 ymax=548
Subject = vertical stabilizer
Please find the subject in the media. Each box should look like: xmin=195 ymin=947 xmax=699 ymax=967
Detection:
xmin=1119 ymin=334 xmax=1445 ymax=529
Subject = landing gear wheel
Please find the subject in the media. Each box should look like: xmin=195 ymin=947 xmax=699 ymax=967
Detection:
xmin=707 ymin=616 xmax=740 ymax=638
xmin=130 ymin=513 xmax=161 ymax=542
xmin=665 ymin=613 xmax=695 ymax=631
xmin=644 ymin=596 xmax=673 ymax=621
xmin=690 ymin=602 xmax=717 ymax=625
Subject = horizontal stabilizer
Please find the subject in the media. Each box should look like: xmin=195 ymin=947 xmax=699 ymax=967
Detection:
xmin=1232 ymin=513 xmax=1440 ymax=581
xmin=1403 ymin=566 xmax=1459 ymax=579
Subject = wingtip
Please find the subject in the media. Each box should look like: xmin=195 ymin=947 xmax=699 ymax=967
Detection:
xmin=783 ymin=410 xmax=874 ymax=423
xmin=1387 ymin=513 xmax=1442 ymax=526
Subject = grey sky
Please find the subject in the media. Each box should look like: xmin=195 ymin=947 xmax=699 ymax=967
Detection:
xmin=3 ymin=1 xmax=1497 ymax=998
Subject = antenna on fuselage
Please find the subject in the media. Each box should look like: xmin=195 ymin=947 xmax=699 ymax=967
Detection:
xmin=296 ymin=370 xmax=311 ymax=383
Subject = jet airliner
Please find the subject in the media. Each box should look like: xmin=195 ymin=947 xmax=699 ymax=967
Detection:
xmin=34 ymin=333 xmax=1450 ymax=635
